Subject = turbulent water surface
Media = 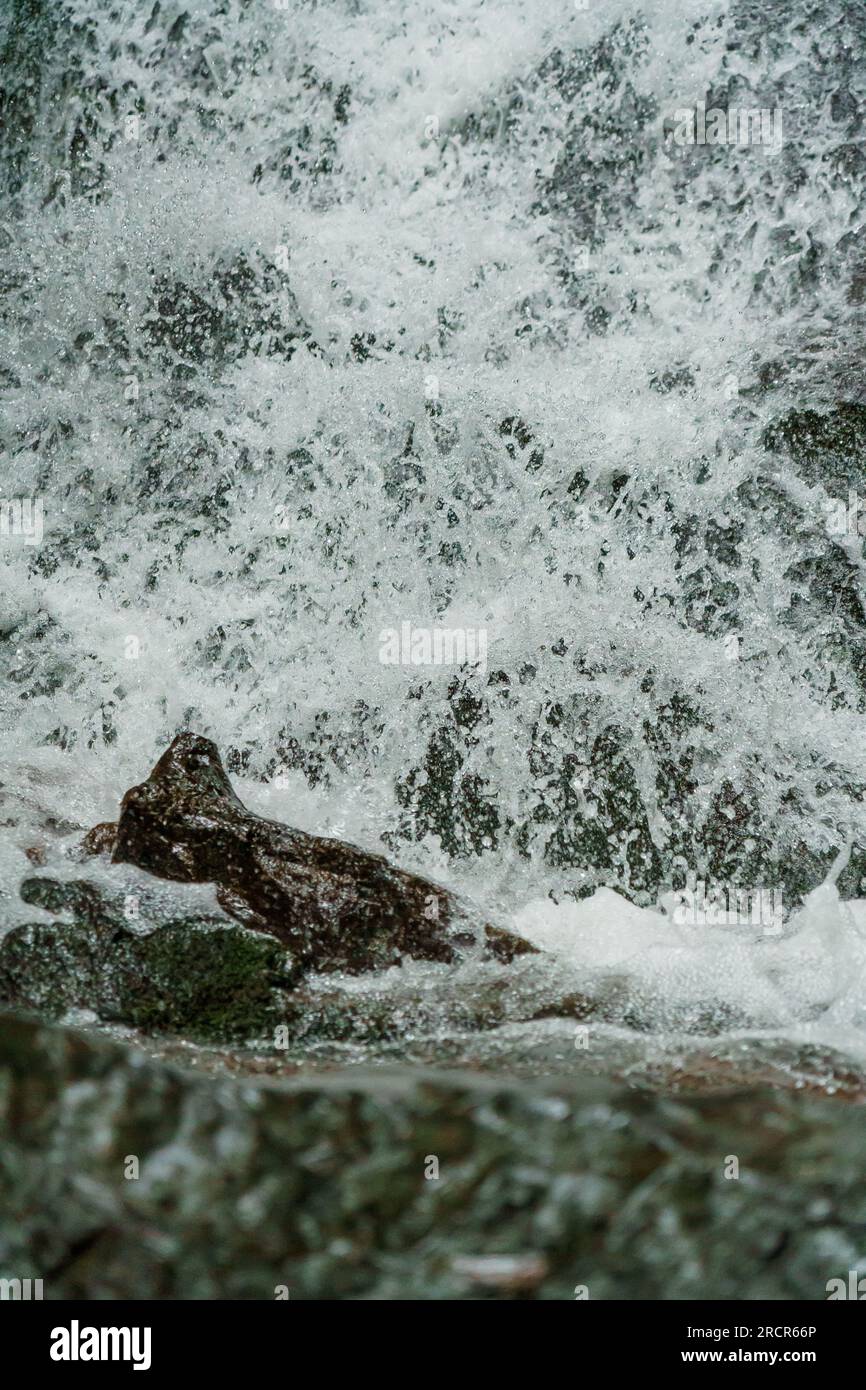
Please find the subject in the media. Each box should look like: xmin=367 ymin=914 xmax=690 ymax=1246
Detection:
xmin=2 ymin=0 xmax=866 ymax=1085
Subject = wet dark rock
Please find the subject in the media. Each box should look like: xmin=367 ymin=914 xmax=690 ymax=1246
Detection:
xmin=0 ymin=875 xmax=569 ymax=1049
xmin=0 ymin=875 xmax=568 ymax=1047
xmin=19 ymin=875 xmax=120 ymax=929
xmin=0 ymin=879 xmax=295 ymax=1044
xmin=86 ymin=733 xmax=535 ymax=975
xmin=79 ymin=821 xmax=117 ymax=857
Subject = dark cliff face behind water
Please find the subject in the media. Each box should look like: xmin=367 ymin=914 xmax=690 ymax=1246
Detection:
xmin=0 ymin=0 xmax=865 ymax=1303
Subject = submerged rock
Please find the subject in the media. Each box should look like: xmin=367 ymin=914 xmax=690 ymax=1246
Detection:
xmin=0 ymin=877 xmax=294 ymax=1043
xmin=279 ymin=967 xmax=599 ymax=1046
xmin=85 ymin=733 xmax=535 ymax=974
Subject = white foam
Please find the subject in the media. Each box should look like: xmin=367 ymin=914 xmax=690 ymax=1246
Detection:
xmin=514 ymin=883 xmax=866 ymax=1047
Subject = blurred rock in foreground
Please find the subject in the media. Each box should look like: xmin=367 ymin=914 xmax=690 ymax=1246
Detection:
xmin=0 ymin=1011 xmax=861 ymax=1300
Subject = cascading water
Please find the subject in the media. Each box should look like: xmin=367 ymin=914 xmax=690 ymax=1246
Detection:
xmin=2 ymin=0 xmax=866 ymax=1082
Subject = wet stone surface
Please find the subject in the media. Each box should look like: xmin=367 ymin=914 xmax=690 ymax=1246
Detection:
xmin=89 ymin=733 xmax=535 ymax=974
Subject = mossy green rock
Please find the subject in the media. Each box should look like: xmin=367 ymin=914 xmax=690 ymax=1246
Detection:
xmin=0 ymin=882 xmax=297 ymax=1043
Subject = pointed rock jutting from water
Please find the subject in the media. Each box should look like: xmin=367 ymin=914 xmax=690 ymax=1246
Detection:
xmin=83 ymin=733 xmax=536 ymax=975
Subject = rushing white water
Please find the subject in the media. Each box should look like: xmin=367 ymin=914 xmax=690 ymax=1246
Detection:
xmin=1 ymin=0 xmax=865 ymax=1071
